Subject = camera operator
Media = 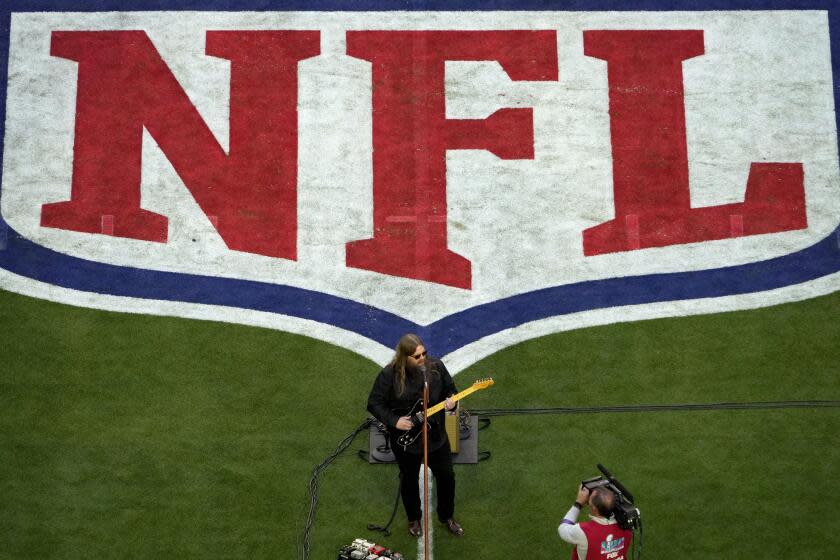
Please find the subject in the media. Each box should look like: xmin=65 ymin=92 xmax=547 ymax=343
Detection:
xmin=558 ymin=484 xmax=633 ymax=560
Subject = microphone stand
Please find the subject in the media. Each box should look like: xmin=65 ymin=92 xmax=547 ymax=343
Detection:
xmin=421 ymin=367 xmax=430 ymax=560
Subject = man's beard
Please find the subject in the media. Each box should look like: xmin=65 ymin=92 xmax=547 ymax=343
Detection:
xmin=406 ymin=362 xmax=426 ymax=377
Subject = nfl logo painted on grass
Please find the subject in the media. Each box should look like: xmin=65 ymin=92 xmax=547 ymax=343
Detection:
xmin=1 ymin=1 xmax=839 ymax=367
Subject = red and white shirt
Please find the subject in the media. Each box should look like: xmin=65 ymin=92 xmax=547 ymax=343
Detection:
xmin=558 ymin=505 xmax=633 ymax=560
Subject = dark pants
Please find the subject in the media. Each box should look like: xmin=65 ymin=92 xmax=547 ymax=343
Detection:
xmin=391 ymin=438 xmax=456 ymax=522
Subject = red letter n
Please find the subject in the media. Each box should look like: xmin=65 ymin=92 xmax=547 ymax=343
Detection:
xmin=41 ymin=31 xmax=320 ymax=259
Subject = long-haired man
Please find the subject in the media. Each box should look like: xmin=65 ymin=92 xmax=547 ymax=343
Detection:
xmin=367 ymin=333 xmax=464 ymax=538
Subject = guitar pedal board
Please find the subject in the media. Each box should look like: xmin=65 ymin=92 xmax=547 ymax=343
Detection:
xmin=337 ymin=538 xmax=403 ymax=560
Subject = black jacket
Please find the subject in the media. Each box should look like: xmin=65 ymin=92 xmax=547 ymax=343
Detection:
xmin=367 ymin=358 xmax=457 ymax=453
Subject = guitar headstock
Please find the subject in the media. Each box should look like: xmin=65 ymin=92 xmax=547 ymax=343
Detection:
xmin=472 ymin=377 xmax=494 ymax=390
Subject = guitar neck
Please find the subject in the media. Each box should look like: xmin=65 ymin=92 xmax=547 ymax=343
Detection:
xmin=425 ymin=385 xmax=481 ymax=418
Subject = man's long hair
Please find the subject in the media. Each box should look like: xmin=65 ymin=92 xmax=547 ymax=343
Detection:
xmin=390 ymin=333 xmax=427 ymax=397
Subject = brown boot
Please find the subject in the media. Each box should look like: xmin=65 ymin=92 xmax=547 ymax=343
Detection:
xmin=408 ymin=519 xmax=422 ymax=538
xmin=443 ymin=518 xmax=464 ymax=537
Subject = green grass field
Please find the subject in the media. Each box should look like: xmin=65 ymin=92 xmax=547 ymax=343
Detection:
xmin=1 ymin=288 xmax=838 ymax=558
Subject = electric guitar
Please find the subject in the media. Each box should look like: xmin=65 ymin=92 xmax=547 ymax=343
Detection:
xmin=396 ymin=378 xmax=494 ymax=449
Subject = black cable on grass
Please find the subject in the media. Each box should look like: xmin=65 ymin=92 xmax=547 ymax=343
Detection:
xmin=366 ymin=472 xmax=402 ymax=536
xmin=302 ymin=417 xmax=373 ymax=560
xmin=471 ymin=400 xmax=840 ymax=417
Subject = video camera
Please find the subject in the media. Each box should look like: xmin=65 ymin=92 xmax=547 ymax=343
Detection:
xmin=581 ymin=464 xmax=641 ymax=531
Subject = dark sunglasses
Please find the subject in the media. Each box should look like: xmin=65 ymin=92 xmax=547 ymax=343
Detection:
xmin=411 ymin=350 xmax=427 ymax=360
